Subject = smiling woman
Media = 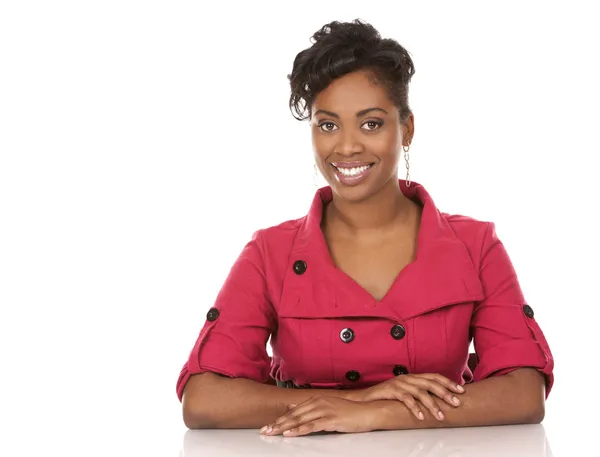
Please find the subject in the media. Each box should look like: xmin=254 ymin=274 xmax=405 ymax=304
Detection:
xmin=176 ymin=19 xmax=554 ymax=437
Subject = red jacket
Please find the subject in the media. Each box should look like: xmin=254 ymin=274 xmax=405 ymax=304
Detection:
xmin=176 ymin=180 xmax=554 ymax=401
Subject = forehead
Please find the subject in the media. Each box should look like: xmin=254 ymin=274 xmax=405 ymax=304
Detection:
xmin=312 ymin=71 xmax=393 ymax=113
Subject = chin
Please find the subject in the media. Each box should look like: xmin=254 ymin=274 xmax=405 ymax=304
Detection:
xmin=327 ymin=178 xmax=379 ymax=203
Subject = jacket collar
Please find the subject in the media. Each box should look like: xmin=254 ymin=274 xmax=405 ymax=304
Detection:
xmin=286 ymin=179 xmax=484 ymax=321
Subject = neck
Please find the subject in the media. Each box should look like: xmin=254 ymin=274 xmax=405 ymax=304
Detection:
xmin=324 ymin=177 xmax=415 ymax=237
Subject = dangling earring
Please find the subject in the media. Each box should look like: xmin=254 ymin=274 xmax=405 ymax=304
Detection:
xmin=403 ymin=143 xmax=411 ymax=187
xmin=313 ymin=163 xmax=319 ymax=188
xmin=403 ymin=145 xmax=411 ymax=187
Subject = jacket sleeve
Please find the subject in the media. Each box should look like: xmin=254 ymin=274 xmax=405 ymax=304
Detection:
xmin=176 ymin=229 xmax=276 ymax=402
xmin=470 ymin=222 xmax=554 ymax=398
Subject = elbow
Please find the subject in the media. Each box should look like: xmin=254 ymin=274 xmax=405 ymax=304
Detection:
xmin=520 ymin=392 xmax=545 ymax=424
xmin=181 ymin=377 xmax=217 ymax=429
xmin=183 ymin=398 xmax=218 ymax=429
xmin=506 ymin=368 xmax=547 ymax=424
xmin=526 ymin=401 xmax=545 ymax=424
xmin=183 ymin=403 xmax=204 ymax=429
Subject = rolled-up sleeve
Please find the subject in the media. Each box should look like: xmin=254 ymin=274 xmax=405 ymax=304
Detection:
xmin=176 ymin=230 xmax=276 ymax=402
xmin=471 ymin=222 xmax=554 ymax=397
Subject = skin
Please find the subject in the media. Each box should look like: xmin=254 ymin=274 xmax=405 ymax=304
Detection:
xmin=312 ymin=71 xmax=419 ymax=237
xmin=182 ymin=70 xmax=546 ymax=433
xmin=259 ymin=70 xmax=546 ymax=436
xmin=311 ymin=70 xmax=420 ymax=303
xmin=262 ymin=368 xmax=545 ymax=436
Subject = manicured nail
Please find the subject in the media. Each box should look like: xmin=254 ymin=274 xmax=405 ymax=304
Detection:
xmin=452 ymin=396 xmax=460 ymax=405
xmin=418 ymin=412 xmax=424 ymax=420
xmin=437 ymin=411 xmax=445 ymax=420
xmin=283 ymin=430 xmax=291 ymax=435
xmin=260 ymin=426 xmax=268 ymax=433
xmin=457 ymin=385 xmax=465 ymax=392
xmin=265 ymin=426 xmax=273 ymax=434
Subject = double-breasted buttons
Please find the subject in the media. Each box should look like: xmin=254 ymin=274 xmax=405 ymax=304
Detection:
xmin=393 ymin=365 xmax=409 ymax=376
xmin=206 ymin=308 xmax=220 ymax=322
xmin=345 ymin=370 xmax=360 ymax=382
xmin=523 ymin=304 xmax=534 ymax=318
xmin=391 ymin=324 xmax=406 ymax=340
xmin=340 ymin=328 xmax=355 ymax=343
xmin=293 ymin=260 xmax=307 ymax=275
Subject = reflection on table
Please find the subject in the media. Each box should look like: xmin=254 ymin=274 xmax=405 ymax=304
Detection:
xmin=182 ymin=423 xmax=552 ymax=457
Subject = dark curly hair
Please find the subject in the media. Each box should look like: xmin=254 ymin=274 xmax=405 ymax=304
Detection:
xmin=288 ymin=19 xmax=415 ymax=124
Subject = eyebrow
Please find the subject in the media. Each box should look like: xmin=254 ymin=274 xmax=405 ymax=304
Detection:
xmin=313 ymin=107 xmax=389 ymax=118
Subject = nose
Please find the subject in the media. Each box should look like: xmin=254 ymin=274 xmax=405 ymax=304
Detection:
xmin=335 ymin=128 xmax=365 ymax=157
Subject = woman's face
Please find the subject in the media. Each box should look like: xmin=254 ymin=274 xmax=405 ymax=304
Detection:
xmin=310 ymin=70 xmax=414 ymax=202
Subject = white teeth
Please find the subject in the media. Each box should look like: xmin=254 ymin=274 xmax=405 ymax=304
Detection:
xmin=337 ymin=165 xmax=370 ymax=176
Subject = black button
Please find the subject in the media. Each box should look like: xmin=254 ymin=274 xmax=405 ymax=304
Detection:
xmin=523 ymin=304 xmax=534 ymax=318
xmin=293 ymin=260 xmax=307 ymax=275
xmin=391 ymin=324 xmax=406 ymax=340
xmin=393 ymin=365 xmax=409 ymax=376
xmin=206 ymin=308 xmax=220 ymax=322
xmin=340 ymin=328 xmax=355 ymax=343
xmin=345 ymin=370 xmax=360 ymax=382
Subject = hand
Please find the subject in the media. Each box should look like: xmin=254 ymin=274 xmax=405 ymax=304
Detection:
xmin=260 ymin=397 xmax=379 ymax=437
xmin=350 ymin=373 xmax=465 ymax=421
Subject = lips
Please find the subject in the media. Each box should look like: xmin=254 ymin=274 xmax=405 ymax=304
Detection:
xmin=330 ymin=161 xmax=376 ymax=186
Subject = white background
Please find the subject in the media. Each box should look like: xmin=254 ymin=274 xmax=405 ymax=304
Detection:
xmin=1 ymin=1 xmax=598 ymax=456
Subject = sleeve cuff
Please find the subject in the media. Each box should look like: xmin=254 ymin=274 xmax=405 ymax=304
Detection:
xmin=474 ymin=338 xmax=554 ymax=398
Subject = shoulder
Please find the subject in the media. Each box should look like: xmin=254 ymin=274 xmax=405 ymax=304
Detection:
xmin=250 ymin=215 xmax=307 ymax=257
xmin=441 ymin=211 xmax=497 ymax=255
xmin=254 ymin=215 xmax=305 ymax=240
xmin=443 ymin=212 xmax=491 ymax=235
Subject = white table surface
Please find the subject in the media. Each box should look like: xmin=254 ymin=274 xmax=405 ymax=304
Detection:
xmin=181 ymin=424 xmax=552 ymax=457
xmin=4 ymin=405 xmax=592 ymax=457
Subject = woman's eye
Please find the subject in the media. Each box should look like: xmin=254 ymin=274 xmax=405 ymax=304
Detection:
xmin=319 ymin=122 xmax=338 ymax=132
xmin=362 ymin=120 xmax=383 ymax=131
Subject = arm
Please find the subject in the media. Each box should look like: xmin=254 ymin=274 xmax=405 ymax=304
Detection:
xmin=178 ymin=230 xmax=353 ymax=429
xmin=183 ymin=372 xmax=354 ymax=429
xmin=372 ymin=221 xmax=553 ymax=430
xmin=261 ymin=367 xmax=545 ymax=436
xmin=371 ymin=367 xmax=545 ymax=430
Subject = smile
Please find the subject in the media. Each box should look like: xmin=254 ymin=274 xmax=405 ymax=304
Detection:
xmin=330 ymin=162 xmax=375 ymax=186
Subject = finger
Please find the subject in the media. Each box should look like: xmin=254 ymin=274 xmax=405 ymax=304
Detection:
xmin=262 ymin=401 xmax=311 ymax=434
xmin=269 ymin=407 xmax=325 ymax=435
xmin=394 ymin=391 xmax=425 ymax=420
xmin=272 ymin=399 xmax=316 ymax=427
xmin=401 ymin=377 xmax=461 ymax=407
xmin=414 ymin=373 xmax=466 ymax=394
xmin=394 ymin=382 xmax=445 ymax=420
xmin=283 ymin=420 xmax=326 ymax=437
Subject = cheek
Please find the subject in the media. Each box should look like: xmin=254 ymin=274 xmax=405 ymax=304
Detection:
xmin=312 ymin=135 xmax=332 ymax=164
xmin=377 ymin=130 xmax=401 ymax=154
xmin=311 ymin=131 xmax=329 ymax=152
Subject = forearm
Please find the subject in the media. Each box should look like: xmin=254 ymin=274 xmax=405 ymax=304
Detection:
xmin=372 ymin=369 xmax=545 ymax=430
xmin=182 ymin=372 xmax=351 ymax=429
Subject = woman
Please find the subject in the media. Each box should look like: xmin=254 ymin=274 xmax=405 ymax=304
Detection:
xmin=176 ymin=19 xmax=554 ymax=436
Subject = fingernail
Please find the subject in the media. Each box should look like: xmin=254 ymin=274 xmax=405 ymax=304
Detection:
xmin=266 ymin=426 xmax=273 ymax=433
xmin=457 ymin=385 xmax=465 ymax=392
xmin=437 ymin=411 xmax=445 ymax=420
xmin=283 ymin=430 xmax=291 ymax=435
xmin=260 ymin=426 xmax=268 ymax=433
xmin=452 ymin=396 xmax=460 ymax=405
xmin=418 ymin=412 xmax=424 ymax=420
